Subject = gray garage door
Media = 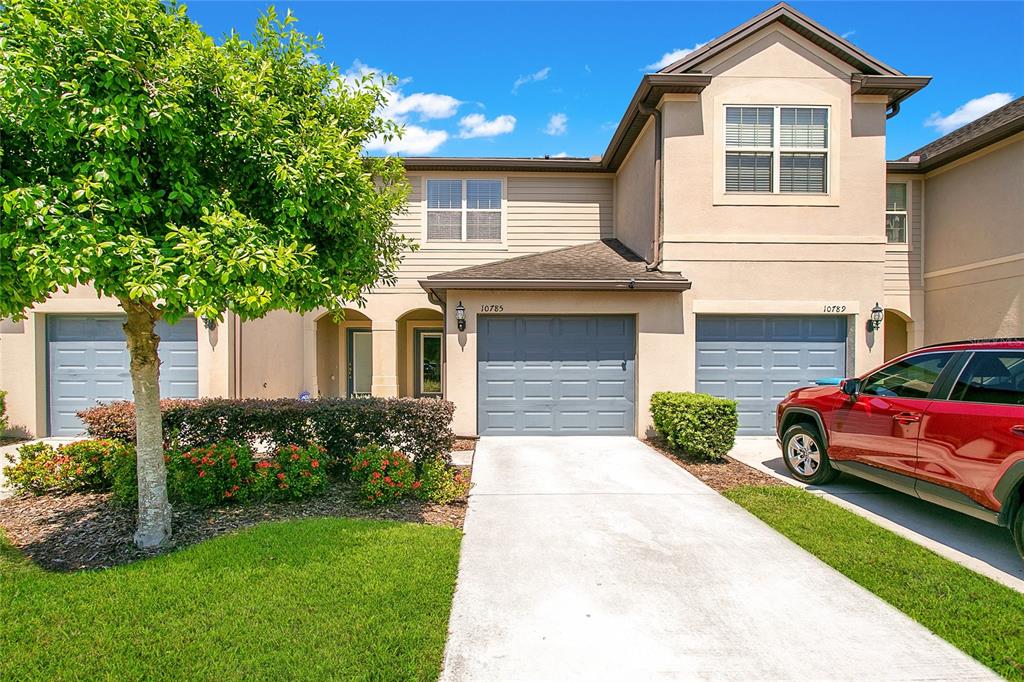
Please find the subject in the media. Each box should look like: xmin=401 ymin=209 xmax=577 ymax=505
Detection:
xmin=48 ymin=316 xmax=199 ymax=437
xmin=478 ymin=316 xmax=636 ymax=435
xmin=696 ymin=315 xmax=847 ymax=435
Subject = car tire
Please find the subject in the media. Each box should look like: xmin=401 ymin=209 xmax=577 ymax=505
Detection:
xmin=1012 ymin=498 xmax=1024 ymax=562
xmin=782 ymin=423 xmax=840 ymax=485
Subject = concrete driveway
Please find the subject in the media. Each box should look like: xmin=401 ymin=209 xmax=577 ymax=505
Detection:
xmin=442 ymin=437 xmax=996 ymax=681
xmin=729 ymin=437 xmax=1024 ymax=593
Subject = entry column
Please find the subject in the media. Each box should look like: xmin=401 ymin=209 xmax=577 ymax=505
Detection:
xmin=371 ymin=321 xmax=399 ymax=397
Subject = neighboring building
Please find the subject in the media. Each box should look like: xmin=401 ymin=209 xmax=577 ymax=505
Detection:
xmin=1 ymin=3 xmax=1020 ymax=439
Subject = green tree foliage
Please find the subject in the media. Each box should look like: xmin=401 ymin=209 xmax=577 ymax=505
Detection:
xmin=0 ymin=0 xmax=410 ymax=546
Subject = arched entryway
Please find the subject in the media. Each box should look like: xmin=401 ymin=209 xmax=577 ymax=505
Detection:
xmin=883 ymin=309 xmax=911 ymax=361
xmin=397 ymin=308 xmax=444 ymax=397
xmin=315 ymin=309 xmax=372 ymax=397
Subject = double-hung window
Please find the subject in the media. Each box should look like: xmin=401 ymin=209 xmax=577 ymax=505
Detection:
xmin=885 ymin=183 xmax=908 ymax=244
xmin=725 ymin=105 xmax=829 ymax=194
xmin=426 ymin=179 xmax=502 ymax=242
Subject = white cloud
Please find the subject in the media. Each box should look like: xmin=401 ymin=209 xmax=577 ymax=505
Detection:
xmin=458 ymin=113 xmax=517 ymax=139
xmin=643 ymin=42 xmax=708 ymax=71
xmin=840 ymin=30 xmax=856 ymax=40
xmin=551 ymin=152 xmax=569 ymax=158
xmin=545 ymin=113 xmax=568 ymax=136
xmin=925 ymin=93 xmax=1014 ymax=134
xmin=339 ymin=60 xmax=463 ymax=154
xmin=365 ymin=126 xmax=449 ymax=155
xmin=512 ymin=67 xmax=551 ymax=93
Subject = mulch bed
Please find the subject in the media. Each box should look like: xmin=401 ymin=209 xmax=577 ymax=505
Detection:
xmin=452 ymin=437 xmax=477 ymax=452
xmin=0 ymin=473 xmax=470 ymax=573
xmin=643 ymin=437 xmax=784 ymax=493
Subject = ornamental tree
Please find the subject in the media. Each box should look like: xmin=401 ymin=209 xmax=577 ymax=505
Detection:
xmin=0 ymin=0 xmax=410 ymax=547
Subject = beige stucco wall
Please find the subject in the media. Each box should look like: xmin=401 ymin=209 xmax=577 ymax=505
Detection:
xmin=0 ymin=286 xmax=233 ymax=438
xmin=921 ymin=135 xmax=1024 ymax=344
xmin=441 ymin=290 xmax=685 ymax=436
xmin=654 ymin=24 xmax=888 ymax=378
xmin=614 ymin=120 xmax=656 ymax=260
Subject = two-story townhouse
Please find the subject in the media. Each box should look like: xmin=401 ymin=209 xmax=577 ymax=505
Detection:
xmin=2 ymin=3 xmax=1019 ymax=440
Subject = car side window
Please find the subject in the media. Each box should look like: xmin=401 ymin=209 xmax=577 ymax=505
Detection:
xmin=948 ymin=352 xmax=1024 ymax=406
xmin=860 ymin=352 xmax=954 ymax=399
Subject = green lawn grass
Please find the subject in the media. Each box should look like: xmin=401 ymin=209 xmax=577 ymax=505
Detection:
xmin=0 ymin=518 xmax=462 ymax=681
xmin=725 ymin=485 xmax=1024 ymax=681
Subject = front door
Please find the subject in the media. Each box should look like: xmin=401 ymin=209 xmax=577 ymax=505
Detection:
xmin=348 ymin=329 xmax=372 ymax=397
xmin=917 ymin=350 xmax=1024 ymax=510
xmin=828 ymin=351 xmax=955 ymax=478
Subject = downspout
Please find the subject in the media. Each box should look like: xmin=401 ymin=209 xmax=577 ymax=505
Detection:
xmin=638 ymin=103 xmax=664 ymax=271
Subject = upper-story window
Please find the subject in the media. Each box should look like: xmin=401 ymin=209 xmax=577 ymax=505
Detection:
xmin=426 ymin=179 xmax=502 ymax=242
xmin=725 ymin=106 xmax=829 ymax=194
xmin=885 ymin=183 xmax=908 ymax=244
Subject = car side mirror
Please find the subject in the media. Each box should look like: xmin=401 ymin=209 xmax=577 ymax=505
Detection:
xmin=840 ymin=378 xmax=861 ymax=396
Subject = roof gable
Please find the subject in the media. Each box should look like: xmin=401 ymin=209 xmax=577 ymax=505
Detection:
xmin=660 ymin=2 xmax=902 ymax=77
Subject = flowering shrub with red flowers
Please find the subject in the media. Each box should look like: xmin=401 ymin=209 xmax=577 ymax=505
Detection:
xmin=414 ymin=457 xmax=470 ymax=504
xmin=257 ymin=444 xmax=329 ymax=501
xmin=348 ymin=443 xmax=416 ymax=506
xmin=166 ymin=441 xmax=254 ymax=507
xmin=4 ymin=439 xmax=130 ymax=494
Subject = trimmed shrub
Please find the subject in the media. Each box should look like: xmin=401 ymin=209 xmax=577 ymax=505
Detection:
xmin=349 ymin=444 xmax=415 ymax=506
xmin=78 ymin=397 xmax=455 ymax=465
xmin=0 ymin=389 xmax=8 ymax=434
xmin=3 ymin=439 xmax=130 ymax=494
xmin=650 ymin=391 xmax=738 ymax=461
xmin=265 ymin=444 xmax=329 ymax=501
xmin=166 ymin=441 xmax=255 ymax=507
xmin=104 ymin=442 xmax=140 ymax=506
xmin=415 ymin=458 xmax=469 ymax=504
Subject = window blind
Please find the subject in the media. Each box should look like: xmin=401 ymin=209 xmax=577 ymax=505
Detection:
xmin=725 ymin=107 xmax=773 ymax=147
xmin=780 ymin=108 xmax=828 ymax=148
xmin=779 ymin=153 xmax=826 ymax=193
xmin=725 ymin=152 xmax=772 ymax=192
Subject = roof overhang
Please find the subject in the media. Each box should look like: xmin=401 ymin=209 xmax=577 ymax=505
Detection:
xmin=851 ymin=74 xmax=932 ymax=110
xmin=401 ymin=157 xmax=607 ymax=173
xmin=419 ymin=277 xmax=692 ymax=301
xmin=886 ymin=114 xmax=1024 ymax=173
xmin=602 ymin=73 xmax=713 ymax=170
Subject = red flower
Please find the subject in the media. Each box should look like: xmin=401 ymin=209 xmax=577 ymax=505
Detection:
xmin=257 ymin=461 xmax=271 ymax=469
xmin=199 ymin=470 xmax=206 ymax=478
xmin=276 ymin=472 xmax=286 ymax=480
xmin=229 ymin=458 xmax=238 ymax=468
xmin=225 ymin=491 xmax=233 ymax=498
xmin=384 ymin=476 xmax=392 ymax=483
xmin=311 ymin=460 xmax=320 ymax=469
xmin=372 ymin=471 xmax=381 ymax=480
xmin=291 ymin=453 xmax=300 ymax=461
xmin=412 ymin=481 xmax=422 ymax=490
xmin=290 ymin=444 xmax=299 ymax=452
xmin=191 ymin=457 xmax=199 ymax=465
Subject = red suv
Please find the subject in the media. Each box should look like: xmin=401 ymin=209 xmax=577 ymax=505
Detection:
xmin=776 ymin=339 xmax=1024 ymax=560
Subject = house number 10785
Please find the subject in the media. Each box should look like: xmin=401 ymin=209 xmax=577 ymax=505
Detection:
xmin=480 ymin=304 xmax=503 ymax=312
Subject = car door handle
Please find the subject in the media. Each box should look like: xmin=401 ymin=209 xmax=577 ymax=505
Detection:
xmin=1011 ymin=425 xmax=1024 ymax=438
xmin=893 ymin=412 xmax=922 ymax=424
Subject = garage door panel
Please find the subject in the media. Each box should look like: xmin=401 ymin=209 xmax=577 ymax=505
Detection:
xmin=48 ymin=316 xmax=199 ymax=437
xmin=696 ymin=315 xmax=847 ymax=435
xmin=478 ymin=315 xmax=635 ymax=436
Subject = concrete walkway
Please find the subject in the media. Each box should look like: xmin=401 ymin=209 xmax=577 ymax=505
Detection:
xmin=729 ymin=437 xmax=1024 ymax=593
xmin=441 ymin=437 xmax=996 ymax=681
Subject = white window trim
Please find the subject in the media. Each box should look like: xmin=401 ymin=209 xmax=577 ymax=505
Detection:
xmin=423 ymin=178 xmax=506 ymax=244
xmin=723 ymin=104 xmax=831 ymax=195
xmin=418 ymin=331 xmax=443 ymax=397
xmin=885 ymin=181 xmax=909 ymax=246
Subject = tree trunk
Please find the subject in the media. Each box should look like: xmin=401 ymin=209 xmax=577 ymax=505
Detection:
xmin=120 ymin=298 xmax=172 ymax=548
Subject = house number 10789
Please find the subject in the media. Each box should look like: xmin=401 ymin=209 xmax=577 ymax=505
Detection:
xmin=822 ymin=305 xmax=847 ymax=313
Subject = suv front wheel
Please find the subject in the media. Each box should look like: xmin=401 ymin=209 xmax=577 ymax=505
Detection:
xmin=782 ymin=423 xmax=840 ymax=485
xmin=1012 ymin=500 xmax=1024 ymax=561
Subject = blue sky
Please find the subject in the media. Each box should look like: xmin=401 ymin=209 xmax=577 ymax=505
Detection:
xmin=184 ymin=1 xmax=1024 ymax=159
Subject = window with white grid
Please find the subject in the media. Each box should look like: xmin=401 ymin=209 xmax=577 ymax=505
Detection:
xmin=426 ymin=179 xmax=503 ymax=242
xmin=725 ymin=106 xmax=829 ymax=194
xmin=885 ymin=183 xmax=908 ymax=244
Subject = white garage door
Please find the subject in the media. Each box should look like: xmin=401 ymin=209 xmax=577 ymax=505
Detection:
xmin=48 ymin=315 xmax=199 ymax=436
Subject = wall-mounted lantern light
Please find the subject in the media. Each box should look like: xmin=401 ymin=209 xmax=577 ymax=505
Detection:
xmin=455 ymin=301 xmax=466 ymax=332
xmin=202 ymin=316 xmax=217 ymax=331
xmin=867 ymin=302 xmax=883 ymax=333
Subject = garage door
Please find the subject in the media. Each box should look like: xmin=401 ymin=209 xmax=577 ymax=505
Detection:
xmin=478 ymin=316 xmax=636 ymax=435
xmin=48 ymin=316 xmax=199 ymax=436
xmin=696 ymin=315 xmax=847 ymax=435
